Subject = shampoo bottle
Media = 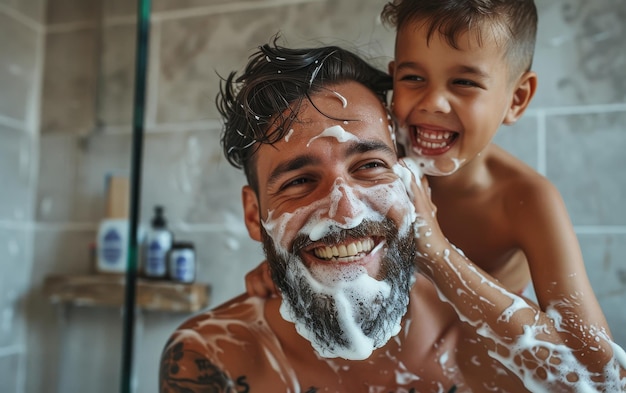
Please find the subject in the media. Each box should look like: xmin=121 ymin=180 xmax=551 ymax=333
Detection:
xmin=143 ymin=206 xmax=173 ymax=279
xmin=96 ymin=176 xmax=130 ymax=274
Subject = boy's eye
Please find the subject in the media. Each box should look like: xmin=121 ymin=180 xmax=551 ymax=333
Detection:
xmin=453 ymin=79 xmax=480 ymax=87
xmin=399 ymin=74 xmax=424 ymax=82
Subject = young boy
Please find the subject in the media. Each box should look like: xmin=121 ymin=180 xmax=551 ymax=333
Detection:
xmin=245 ymin=0 xmax=611 ymax=335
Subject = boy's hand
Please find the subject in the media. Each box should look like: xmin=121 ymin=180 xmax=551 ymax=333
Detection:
xmin=399 ymin=158 xmax=450 ymax=274
xmin=245 ymin=260 xmax=279 ymax=298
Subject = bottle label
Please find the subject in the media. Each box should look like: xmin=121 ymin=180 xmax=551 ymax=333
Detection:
xmin=102 ymin=229 xmax=122 ymax=266
xmin=169 ymin=249 xmax=195 ymax=283
xmin=145 ymin=240 xmax=167 ymax=277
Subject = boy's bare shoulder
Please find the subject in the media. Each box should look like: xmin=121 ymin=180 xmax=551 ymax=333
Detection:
xmin=487 ymin=144 xmax=567 ymax=223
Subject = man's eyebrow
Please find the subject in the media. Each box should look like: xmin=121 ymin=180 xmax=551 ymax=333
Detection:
xmin=346 ymin=139 xmax=396 ymax=158
xmin=267 ymin=155 xmax=320 ymax=188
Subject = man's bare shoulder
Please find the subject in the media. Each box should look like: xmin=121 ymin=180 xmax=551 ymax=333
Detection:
xmin=159 ymin=294 xmax=276 ymax=392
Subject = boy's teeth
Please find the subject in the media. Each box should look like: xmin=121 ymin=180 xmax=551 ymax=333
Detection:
xmin=416 ymin=129 xmax=455 ymax=149
xmin=314 ymin=238 xmax=375 ymax=260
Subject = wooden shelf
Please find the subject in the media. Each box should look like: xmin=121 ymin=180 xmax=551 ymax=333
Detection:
xmin=43 ymin=274 xmax=210 ymax=313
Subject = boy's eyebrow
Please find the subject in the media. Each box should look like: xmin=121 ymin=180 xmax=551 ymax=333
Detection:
xmin=453 ymin=65 xmax=490 ymax=79
xmin=394 ymin=61 xmax=490 ymax=79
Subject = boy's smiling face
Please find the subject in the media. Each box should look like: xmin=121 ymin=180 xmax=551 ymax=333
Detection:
xmin=389 ymin=20 xmax=535 ymax=176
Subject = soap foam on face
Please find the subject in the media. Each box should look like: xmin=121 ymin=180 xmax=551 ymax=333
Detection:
xmin=262 ymin=125 xmax=416 ymax=360
xmin=397 ymin=125 xmax=465 ymax=176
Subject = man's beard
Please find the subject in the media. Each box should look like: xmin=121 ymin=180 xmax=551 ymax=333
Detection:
xmin=261 ymin=218 xmax=416 ymax=360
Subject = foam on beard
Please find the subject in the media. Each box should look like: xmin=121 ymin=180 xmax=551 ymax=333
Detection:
xmin=278 ymin=251 xmax=401 ymax=361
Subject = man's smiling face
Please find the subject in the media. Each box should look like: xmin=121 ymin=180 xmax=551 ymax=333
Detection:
xmin=242 ymin=81 xmax=418 ymax=360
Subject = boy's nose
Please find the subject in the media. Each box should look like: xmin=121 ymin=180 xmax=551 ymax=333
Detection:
xmin=416 ymin=87 xmax=451 ymax=114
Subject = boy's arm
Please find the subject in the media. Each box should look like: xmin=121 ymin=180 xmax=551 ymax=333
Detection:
xmin=506 ymin=176 xmax=610 ymax=333
xmin=404 ymin=163 xmax=626 ymax=391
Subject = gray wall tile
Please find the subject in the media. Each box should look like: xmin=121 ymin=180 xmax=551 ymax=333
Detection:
xmin=97 ymin=23 xmax=137 ymax=126
xmin=24 ymin=228 xmax=97 ymax=393
xmin=0 ymin=353 xmax=23 ymax=393
xmin=0 ymin=0 xmax=45 ymax=23
xmin=140 ymin=127 xmax=247 ymax=225
xmin=534 ymin=0 xmax=626 ymax=107
xmin=546 ymin=111 xmax=626 ymax=226
xmin=0 ymin=228 xmax=32 ymax=349
xmin=45 ymin=0 xmax=100 ymax=26
xmin=0 ymin=126 xmax=36 ymax=221
xmin=37 ymin=132 xmax=132 ymax=222
xmin=580 ymin=234 xmax=626 ymax=300
xmin=0 ymin=11 xmax=40 ymax=123
xmin=41 ymin=29 xmax=99 ymax=133
xmin=492 ymin=115 xmax=540 ymax=171
xmin=153 ymin=0 xmax=393 ymax=124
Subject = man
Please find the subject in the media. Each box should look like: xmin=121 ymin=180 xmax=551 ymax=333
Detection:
xmin=159 ymin=40 xmax=626 ymax=392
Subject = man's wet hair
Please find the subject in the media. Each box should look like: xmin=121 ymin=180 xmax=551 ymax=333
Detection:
xmin=217 ymin=37 xmax=392 ymax=191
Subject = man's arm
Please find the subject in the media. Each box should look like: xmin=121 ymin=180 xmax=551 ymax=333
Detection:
xmin=159 ymin=332 xmax=237 ymax=393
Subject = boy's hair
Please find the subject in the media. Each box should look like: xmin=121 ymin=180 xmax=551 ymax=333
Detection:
xmin=381 ymin=0 xmax=537 ymax=78
xmin=217 ymin=37 xmax=392 ymax=192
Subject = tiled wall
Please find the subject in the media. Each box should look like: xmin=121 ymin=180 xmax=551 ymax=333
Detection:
xmin=0 ymin=0 xmax=44 ymax=391
xmin=0 ymin=0 xmax=623 ymax=392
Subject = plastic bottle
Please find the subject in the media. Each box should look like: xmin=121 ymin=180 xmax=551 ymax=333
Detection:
xmin=143 ymin=206 xmax=173 ymax=278
xmin=168 ymin=242 xmax=196 ymax=283
xmin=96 ymin=176 xmax=131 ymax=273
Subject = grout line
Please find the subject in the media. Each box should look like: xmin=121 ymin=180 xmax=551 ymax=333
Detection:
xmin=0 ymin=345 xmax=23 ymax=358
xmin=146 ymin=22 xmax=162 ymax=128
xmin=574 ymin=226 xmax=626 ymax=235
xmin=526 ymin=103 xmax=626 ymax=117
xmin=0 ymin=114 xmax=26 ymax=131
xmin=91 ymin=120 xmax=223 ymax=135
xmin=0 ymin=4 xmax=44 ymax=33
xmin=45 ymin=21 xmax=99 ymax=34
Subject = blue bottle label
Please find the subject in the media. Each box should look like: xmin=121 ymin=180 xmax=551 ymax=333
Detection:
xmin=146 ymin=240 xmax=167 ymax=276
xmin=169 ymin=249 xmax=195 ymax=283
xmin=102 ymin=229 xmax=122 ymax=265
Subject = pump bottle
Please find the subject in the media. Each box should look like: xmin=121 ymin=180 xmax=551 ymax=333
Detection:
xmin=143 ymin=206 xmax=173 ymax=278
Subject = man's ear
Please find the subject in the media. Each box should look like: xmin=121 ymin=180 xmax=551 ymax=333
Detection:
xmin=504 ymin=71 xmax=537 ymax=125
xmin=242 ymin=185 xmax=262 ymax=242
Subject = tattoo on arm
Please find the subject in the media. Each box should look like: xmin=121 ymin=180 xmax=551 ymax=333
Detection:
xmin=160 ymin=341 xmax=250 ymax=393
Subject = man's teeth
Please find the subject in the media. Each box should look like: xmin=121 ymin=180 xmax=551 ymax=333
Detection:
xmin=313 ymin=238 xmax=375 ymax=260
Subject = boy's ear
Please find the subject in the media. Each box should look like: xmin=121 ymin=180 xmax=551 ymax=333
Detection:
xmin=242 ymin=185 xmax=262 ymax=242
xmin=388 ymin=60 xmax=396 ymax=77
xmin=504 ymin=71 xmax=537 ymax=125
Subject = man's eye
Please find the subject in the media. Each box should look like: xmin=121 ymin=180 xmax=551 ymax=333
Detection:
xmin=358 ymin=161 xmax=387 ymax=171
xmin=281 ymin=177 xmax=309 ymax=189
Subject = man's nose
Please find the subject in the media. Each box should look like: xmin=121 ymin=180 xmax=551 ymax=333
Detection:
xmin=326 ymin=179 xmax=367 ymax=226
xmin=416 ymin=86 xmax=451 ymax=114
